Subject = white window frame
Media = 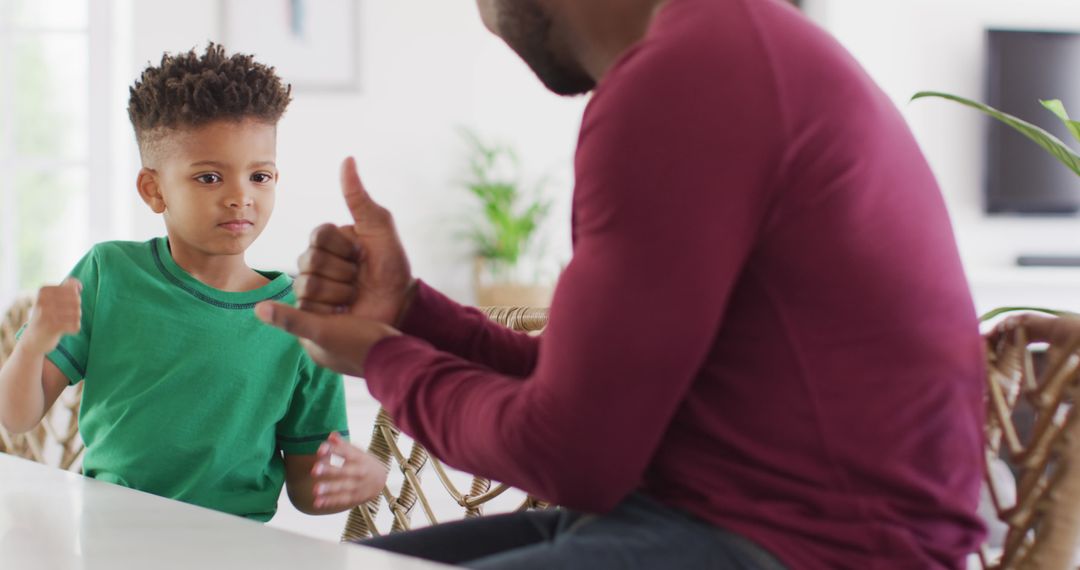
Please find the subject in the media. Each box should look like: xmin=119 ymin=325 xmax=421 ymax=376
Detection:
xmin=0 ymin=0 xmax=114 ymax=310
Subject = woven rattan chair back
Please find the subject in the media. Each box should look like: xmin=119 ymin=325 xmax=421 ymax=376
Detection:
xmin=0 ymin=296 xmax=84 ymax=471
xmin=341 ymin=306 xmax=549 ymax=542
xmin=981 ymin=315 xmax=1080 ymax=569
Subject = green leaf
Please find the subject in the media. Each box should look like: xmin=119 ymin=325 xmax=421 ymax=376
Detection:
xmin=456 ymin=127 xmax=550 ymax=265
xmin=978 ymin=306 xmax=1077 ymax=323
xmin=912 ymin=91 xmax=1080 ymax=177
xmin=1040 ymin=99 xmax=1080 ymax=144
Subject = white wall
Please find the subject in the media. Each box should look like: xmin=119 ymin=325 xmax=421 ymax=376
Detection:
xmin=805 ymin=0 xmax=1080 ymax=313
xmin=126 ymin=0 xmax=584 ymax=303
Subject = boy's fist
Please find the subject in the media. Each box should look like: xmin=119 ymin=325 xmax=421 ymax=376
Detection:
xmin=23 ymin=278 xmax=82 ymax=354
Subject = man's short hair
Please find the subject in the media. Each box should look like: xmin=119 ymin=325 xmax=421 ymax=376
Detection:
xmin=127 ymin=42 xmax=292 ymax=160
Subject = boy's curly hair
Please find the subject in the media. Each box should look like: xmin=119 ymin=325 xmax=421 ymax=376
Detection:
xmin=128 ymin=42 xmax=292 ymax=157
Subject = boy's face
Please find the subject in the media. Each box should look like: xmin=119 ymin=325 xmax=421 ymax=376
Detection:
xmin=137 ymin=119 xmax=278 ymax=262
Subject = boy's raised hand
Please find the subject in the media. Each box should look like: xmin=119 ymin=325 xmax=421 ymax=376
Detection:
xmin=310 ymin=432 xmax=387 ymax=510
xmin=21 ymin=278 xmax=82 ymax=355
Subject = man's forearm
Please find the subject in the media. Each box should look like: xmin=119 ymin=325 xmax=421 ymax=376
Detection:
xmin=0 ymin=343 xmax=49 ymax=433
xmin=395 ymin=281 xmax=540 ymax=377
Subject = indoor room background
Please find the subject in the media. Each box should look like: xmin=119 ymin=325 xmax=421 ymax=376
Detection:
xmin=3 ymin=0 xmax=1080 ymax=541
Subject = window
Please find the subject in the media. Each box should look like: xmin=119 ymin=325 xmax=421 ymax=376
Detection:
xmin=0 ymin=0 xmax=113 ymax=310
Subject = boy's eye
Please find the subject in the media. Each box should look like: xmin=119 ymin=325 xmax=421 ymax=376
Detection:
xmin=251 ymin=172 xmax=274 ymax=184
xmin=195 ymin=173 xmax=222 ymax=184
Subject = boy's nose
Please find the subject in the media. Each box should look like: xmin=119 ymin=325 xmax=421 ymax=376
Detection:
xmin=225 ymin=185 xmax=254 ymax=208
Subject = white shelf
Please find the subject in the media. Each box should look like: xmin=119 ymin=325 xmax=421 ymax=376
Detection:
xmin=968 ymin=265 xmax=1080 ymax=315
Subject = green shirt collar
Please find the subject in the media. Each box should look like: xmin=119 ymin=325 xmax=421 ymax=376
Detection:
xmin=151 ymin=237 xmax=292 ymax=310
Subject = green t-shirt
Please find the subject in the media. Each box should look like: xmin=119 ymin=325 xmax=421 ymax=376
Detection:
xmin=37 ymin=237 xmax=348 ymax=521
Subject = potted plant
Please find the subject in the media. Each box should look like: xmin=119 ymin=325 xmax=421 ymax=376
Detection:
xmin=914 ymin=92 xmax=1080 ymax=566
xmin=912 ymin=91 xmax=1080 ymax=321
xmin=458 ymin=129 xmax=554 ymax=307
xmin=912 ymin=91 xmax=1080 ymax=178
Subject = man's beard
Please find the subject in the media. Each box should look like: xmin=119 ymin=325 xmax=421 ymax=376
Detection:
xmin=497 ymin=0 xmax=595 ymax=96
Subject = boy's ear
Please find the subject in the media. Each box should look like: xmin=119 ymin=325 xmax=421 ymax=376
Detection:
xmin=136 ymin=168 xmax=166 ymax=213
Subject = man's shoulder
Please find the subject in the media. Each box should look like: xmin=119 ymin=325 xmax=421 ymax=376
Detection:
xmin=593 ymin=0 xmax=788 ymax=111
xmin=607 ymin=0 xmax=840 ymax=91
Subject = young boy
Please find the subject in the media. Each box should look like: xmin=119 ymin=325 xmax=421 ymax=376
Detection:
xmin=0 ymin=43 xmax=385 ymax=521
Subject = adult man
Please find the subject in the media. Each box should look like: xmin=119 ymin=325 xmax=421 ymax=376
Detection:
xmin=255 ymin=0 xmax=986 ymax=567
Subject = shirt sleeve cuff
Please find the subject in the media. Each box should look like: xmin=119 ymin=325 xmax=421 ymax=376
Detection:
xmin=277 ymin=430 xmax=351 ymax=455
xmin=15 ymin=325 xmax=80 ymax=385
xmin=397 ymin=280 xmax=467 ymax=339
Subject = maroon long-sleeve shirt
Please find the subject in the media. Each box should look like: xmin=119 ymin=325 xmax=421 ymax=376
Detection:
xmin=365 ymin=0 xmax=986 ymax=567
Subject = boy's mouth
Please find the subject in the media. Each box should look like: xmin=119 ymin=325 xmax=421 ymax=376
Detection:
xmin=219 ymin=219 xmax=254 ymax=233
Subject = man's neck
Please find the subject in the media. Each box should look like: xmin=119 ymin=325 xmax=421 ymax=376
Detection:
xmin=571 ymin=0 xmax=671 ymax=83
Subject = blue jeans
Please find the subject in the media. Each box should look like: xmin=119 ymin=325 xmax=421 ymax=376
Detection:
xmin=360 ymin=493 xmax=787 ymax=569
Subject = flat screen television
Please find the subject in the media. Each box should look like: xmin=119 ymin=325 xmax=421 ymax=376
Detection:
xmin=985 ymin=29 xmax=1080 ymax=215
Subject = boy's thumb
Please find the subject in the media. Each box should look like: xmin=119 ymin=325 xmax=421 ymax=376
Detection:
xmin=61 ymin=277 xmax=83 ymax=294
xmin=255 ymin=302 xmax=320 ymax=341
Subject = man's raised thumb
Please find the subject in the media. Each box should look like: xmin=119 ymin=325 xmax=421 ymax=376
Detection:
xmin=340 ymin=156 xmax=373 ymax=225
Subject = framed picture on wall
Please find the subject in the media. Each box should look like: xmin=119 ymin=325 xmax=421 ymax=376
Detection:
xmin=220 ymin=0 xmax=360 ymax=91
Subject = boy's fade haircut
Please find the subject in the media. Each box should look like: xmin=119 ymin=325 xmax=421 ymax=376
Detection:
xmin=127 ymin=42 xmax=292 ymax=162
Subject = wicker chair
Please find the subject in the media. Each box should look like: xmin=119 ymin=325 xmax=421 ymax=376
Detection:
xmin=341 ymin=306 xmax=549 ymax=542
xmin=981 ymin=312 xmax=1080 ymax=569
xmin=0 ymin=296 xmax=84 ymax=471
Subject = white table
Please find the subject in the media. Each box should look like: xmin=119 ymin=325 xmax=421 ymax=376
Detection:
xmin=0 ymin=452 xmax=453 ymax=570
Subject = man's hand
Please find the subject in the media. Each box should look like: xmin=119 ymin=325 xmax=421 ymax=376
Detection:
xmin=20 ymin=278 xmax=82 ymax=355
xmin=295 ymin=157 xmax=415 ymax=326
xmin=990 ymin=313 xmax=1080 ymax=348
xmin=257 ymin=156 xmax=416 ymax=376
xmin=310 ymin=432 xmax=387 ymax=510
xmin=254 ymin=301 xmax=399 ymax=377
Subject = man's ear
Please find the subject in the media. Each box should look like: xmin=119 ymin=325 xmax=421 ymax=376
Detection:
xmin=136 ymin=168 xmax=166 ymax=213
